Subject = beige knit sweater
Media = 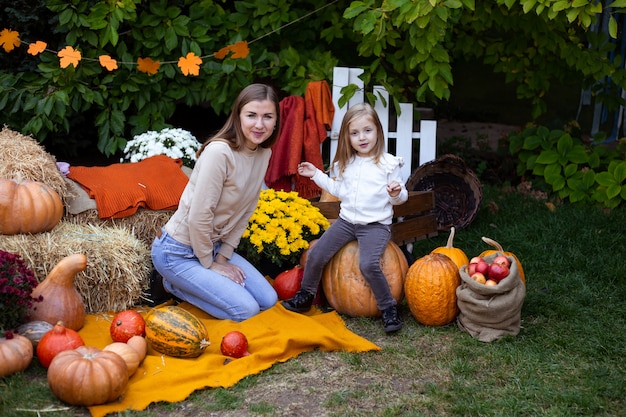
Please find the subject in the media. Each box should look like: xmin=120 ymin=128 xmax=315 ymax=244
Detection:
xmin=164 ymin=140 xmax=271 ymax=268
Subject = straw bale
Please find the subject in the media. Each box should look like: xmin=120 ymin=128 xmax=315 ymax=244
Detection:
xmin=66 ymin=208 xmax=174 ymax=247
xmin=0 ymin=126 xmax=71 ymax=204
xmin=0 ymin=221 xmax=151 ymax=313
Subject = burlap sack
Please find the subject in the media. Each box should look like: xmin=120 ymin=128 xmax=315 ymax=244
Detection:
xmin=456 ymin=253 xmax=525 ymax=342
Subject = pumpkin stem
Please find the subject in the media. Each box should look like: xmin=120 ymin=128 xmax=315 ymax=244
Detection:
xmin=481 ymin=236 xmax=504 ymax=252
xmin=445 ymin=227 xmax=456 ymax=248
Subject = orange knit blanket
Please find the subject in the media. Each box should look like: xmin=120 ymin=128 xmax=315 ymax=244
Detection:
xmin=66 ymin=155 xmax=189 ymax=219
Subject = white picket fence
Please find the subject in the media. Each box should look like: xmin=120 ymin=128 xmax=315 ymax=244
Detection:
xmin=328 ymin=67 xmax=437 ymax=181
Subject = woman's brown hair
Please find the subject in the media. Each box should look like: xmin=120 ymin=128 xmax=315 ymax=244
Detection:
xmin=197 ymin=83 xmax=280 ymax=156
xmin=332 ymin=102 xmax=386 ymax=176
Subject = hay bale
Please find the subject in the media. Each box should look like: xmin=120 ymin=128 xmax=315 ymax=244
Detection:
xmin=0 ymin=126 xmax=71 ymax=204
xmin=0 ymin=221 xmax=151 ymax=313
xmin=66 ymin=208 xmax=173 ymax=247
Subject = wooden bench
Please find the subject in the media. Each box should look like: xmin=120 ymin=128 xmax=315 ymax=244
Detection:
xmin=311 ymin=191 xmax=438 ymax=248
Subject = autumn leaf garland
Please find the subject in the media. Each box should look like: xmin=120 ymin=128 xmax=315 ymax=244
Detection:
xmin=0 ymin=28 xmax=249 ymax=76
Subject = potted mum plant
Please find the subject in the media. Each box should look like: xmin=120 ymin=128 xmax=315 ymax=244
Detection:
xmin=238 ymin=189 xmax=330 ymax=277
xmin=0 ymin=250 xmax=41 ymax=332
xmin=120 ymin=127 xmax=201 ymax=168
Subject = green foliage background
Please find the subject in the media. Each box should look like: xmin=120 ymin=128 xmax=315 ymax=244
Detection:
xmin=2 ymin=0 xmax=626 ymax=158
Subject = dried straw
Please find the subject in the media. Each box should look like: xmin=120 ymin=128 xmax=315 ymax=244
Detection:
xmin=66 ymin=208 xmax=174 ymax=247
xmin=0 ymin=221 xmax=151 ymax=313
xmin=0 ymin=126 xmax=72 ymax=204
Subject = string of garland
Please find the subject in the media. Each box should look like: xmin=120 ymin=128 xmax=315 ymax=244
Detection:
xmin=0 ymin=0 xmax=339 ymax=77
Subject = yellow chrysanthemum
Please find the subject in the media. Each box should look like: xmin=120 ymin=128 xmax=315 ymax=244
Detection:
xmin=237 ymin=188 xmax=330 ymax=268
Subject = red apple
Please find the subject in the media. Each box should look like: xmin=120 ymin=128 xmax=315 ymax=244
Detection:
xmin=488 ymin=262 xmax=510 ymax=282
xmin=475 ymin=261 xmax=490 ymax=276
xmin=467 ymin=263 xmax=478 ymax=275
xmin=493 ymin=255 xmax=511 ymax=268
xmin=470 ymin=272 xmax=487 ymax=284
xmin=469 ymin=256 xmax=484 ymax=264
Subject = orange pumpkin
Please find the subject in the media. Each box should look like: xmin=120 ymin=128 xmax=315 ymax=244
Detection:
xmin=0 ymin=178 xmax=63 ymax=235
xmin=322 ymin=240 xmax=408 ymax=318
xmin=47 ymin=346 xmax=128 ymax=406
xmin=431 ymin=226 xmax=469 ymax=269
xmin=0 ymin=333 xmax=33 ymax=378
xmin=479 ymin=237 xmax=526 ymax=284
xmin=36 ymin=321 xmax=85 ymax=368
xmin=404 ymin=253 xmax=461 ymax=326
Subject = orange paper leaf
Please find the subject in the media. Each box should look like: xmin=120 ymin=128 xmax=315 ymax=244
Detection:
xmin=214 ymin=46 xmax=230 ymax=60
xmin=137 ymin=57 xmax=160 ymax=75
xmin=27 ymin=40 xmax=47 ymax=56
xmin=0 ymin=28 xmax=21 ymax=53
xmin=230 ymin=41 xmax=249 ymax=59
xmin=99 ymin=55 xmax=118 ymax=71
xmin=178 ymin=52 xmax=202 ymax=76
xmin=58 ymin=46 xmax=81 ymax=69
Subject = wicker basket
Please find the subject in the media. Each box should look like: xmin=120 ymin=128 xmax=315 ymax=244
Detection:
xmin=406 ymin=154 xmax=482 ymax=231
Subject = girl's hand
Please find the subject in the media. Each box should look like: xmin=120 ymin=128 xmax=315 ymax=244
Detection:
xmin=386 ymin=181 xmax=402 ymax=197
xmin=210 ymin=255 xmax=246 ymax=286
xmin=297 ymin=162 xmax=316 ymax=178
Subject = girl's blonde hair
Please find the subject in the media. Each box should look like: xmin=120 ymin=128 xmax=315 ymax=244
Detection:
xmin=197 ymin=83 xmax=280 ymax=156
xmin=332 ymin=103 xmax=386 ymax=176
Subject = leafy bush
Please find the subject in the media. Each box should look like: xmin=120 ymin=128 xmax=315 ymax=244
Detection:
xmin=0 ymin=0 xmax=340 ymax=156
xmin=509 ymin=124 xmax=626 ymax=208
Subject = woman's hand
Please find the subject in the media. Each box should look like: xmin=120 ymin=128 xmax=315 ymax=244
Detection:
xmin=386 ymin=181 xmax=402 ymax=197
xmin=210 ymin=254 xmax=246 ymax=286
xmin=297 ymin=162 xmax=316 ymax=178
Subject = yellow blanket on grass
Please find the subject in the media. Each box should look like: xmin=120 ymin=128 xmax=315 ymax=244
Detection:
xmin=81 ymin=302 xmax=380 ymax=417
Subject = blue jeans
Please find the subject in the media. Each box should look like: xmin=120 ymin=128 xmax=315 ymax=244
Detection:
xmin=151 ymin=230 xmax=277 ymax=321
xmin=300 ymin=217 xmax=395 ymax=311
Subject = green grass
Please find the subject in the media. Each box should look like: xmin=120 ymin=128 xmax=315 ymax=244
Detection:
xmin=1 ymin=185 xmax=625 ymax=416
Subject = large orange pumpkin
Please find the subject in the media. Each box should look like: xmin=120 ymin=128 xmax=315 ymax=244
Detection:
xmin=322 ymin=240 xmax=408 ymax=318
xmin=47 ymin=346 xmax=128 ymax=406
xmin=479 ymin=237 xmax=526 ymax=285
xmin=404 ymin=253 xmax=461 ymax=326
xmin=0 ymin=178 xmax=63 ymax=235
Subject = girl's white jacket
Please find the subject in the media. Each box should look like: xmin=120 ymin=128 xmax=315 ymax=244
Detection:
xmin=311 ymin=153 xmax=408 ymax=225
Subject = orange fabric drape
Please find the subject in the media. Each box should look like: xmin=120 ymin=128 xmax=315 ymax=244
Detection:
xmin=265 ymin=80 xmax=335 ymax=198
xmin=84 ymin=302 xmax=380 ymax=417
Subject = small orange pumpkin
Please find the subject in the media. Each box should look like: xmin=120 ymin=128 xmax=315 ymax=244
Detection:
xmin=404 ymin=253 xmax=461 ymax=326
xmin=479 ymin=237 xmax=526 ymax=284
xmin=431 ymin=226 xmax=469 ymax=269
xmin=322 ymin=240 xmax=408 ymax=318
xmin=0 ymin=178 xmax=63 ymax=235
xmin=0 ymin=332 xmax=33 ymax=378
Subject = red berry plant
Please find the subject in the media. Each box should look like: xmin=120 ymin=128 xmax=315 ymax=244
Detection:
xmin=0 ymin=250 xmax=41 ymax=332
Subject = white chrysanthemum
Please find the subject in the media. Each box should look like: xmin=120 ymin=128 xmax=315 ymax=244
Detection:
xmin=121 ymin=128 xmax=200 ymax=168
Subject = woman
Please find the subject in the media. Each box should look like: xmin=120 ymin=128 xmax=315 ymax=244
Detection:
xmin=152 ymin=83 xmax=280 ymax=321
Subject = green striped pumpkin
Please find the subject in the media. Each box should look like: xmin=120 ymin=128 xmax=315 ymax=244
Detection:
xmin=145 ymin=306 xmax=210 ymax=358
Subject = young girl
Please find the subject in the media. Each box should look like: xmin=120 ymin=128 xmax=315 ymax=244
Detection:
xmin=151 ymin=84 xmax=280 ymax=321
xmin=283 ymin=103 xmax=408 ymax=333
